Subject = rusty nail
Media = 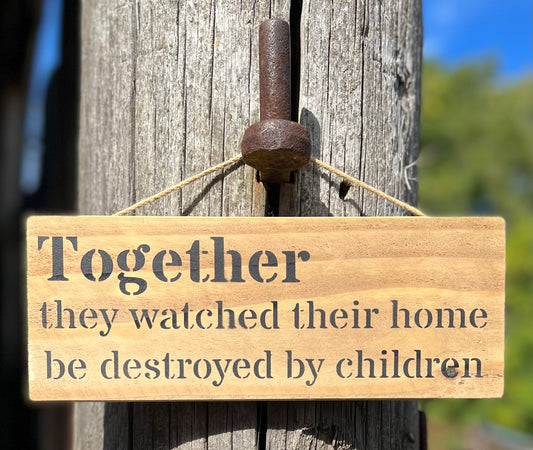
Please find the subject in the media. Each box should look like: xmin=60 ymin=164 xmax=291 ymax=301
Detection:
xmin=241 ymin=19 xmax=311 ymax=184
xmin=259 ymin=18 xmax=291 ymax=121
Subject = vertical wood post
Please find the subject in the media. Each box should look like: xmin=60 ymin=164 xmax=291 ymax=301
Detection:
xmin=76 ymin=1 xmax=423 ymax=448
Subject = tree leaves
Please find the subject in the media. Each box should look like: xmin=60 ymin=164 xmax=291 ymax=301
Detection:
xmin=419 ymin=61 xmax=533 ymax=434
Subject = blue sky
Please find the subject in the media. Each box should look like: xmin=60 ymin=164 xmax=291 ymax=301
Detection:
xmin=423 ymin=0 xmax=532 ymax=79
xmin=27 ymin=0 xmax=533 ymax=87
xmin=29 ymin=0 xmax=62 ymax=98
xmin=20 ymin=0 xmax=63 ymax=194
xmin=19 ymin=0 xmax=533 ymax=194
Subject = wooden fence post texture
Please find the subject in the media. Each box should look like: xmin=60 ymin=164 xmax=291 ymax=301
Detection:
xmin=76 ymin=1 xmax=422 ymax=449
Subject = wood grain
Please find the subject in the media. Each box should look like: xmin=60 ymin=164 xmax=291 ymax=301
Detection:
xmin=76 ymin=0 xmax=426 ymax=448
xmin=274 ymin=1 xmax=424 ymax=446
xmin=27 ymin=216 xmax=505 ymax=401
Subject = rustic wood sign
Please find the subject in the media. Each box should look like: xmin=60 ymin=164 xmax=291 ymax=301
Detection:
xmin=27 ymin=216 xmax=505 ymax=401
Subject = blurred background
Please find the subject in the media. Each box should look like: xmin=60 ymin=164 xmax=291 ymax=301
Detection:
xmin=419 ymin=1 xmax=532 ymax=448
xmin=0 ymin=0 xmax=531 ymax=448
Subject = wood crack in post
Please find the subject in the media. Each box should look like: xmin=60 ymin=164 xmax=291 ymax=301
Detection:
xmin=290 ymin=0 xmax=302 ymax=123
xmin=130 ymin=0 xmax=139 ymax=208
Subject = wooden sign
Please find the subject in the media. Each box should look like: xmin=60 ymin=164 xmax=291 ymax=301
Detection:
xmin=27 ymin=216 xmax=505 ymax=401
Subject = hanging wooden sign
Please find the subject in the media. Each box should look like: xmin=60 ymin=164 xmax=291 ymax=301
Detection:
xmin=27 ymin=216 xmax=505 ymax=401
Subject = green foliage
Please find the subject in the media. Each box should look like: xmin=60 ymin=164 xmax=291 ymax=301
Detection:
xmin=419 ymin=61 xmax=533 ymax=433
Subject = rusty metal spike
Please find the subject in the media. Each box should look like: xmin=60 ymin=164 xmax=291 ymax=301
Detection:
xmin=241 ymin=19 xmax=311 ymax=184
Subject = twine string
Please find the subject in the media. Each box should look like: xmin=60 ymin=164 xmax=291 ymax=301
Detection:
xmin=114 ymin=155 xmax=243 ymax=216
xmin=114 ymin=155 xmax=426 ymax=217
xmin=309 ymin=157 xmax=425 ymax=217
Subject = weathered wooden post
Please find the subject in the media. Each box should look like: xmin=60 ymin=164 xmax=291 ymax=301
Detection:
xmin=75 ymin=1 xmax=423 ymax=448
